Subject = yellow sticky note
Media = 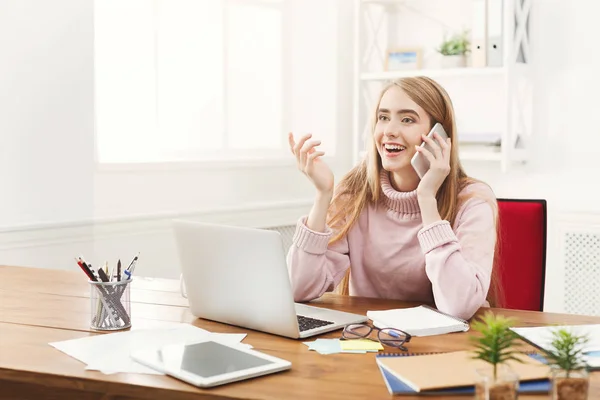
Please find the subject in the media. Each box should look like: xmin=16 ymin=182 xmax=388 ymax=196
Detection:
xmin=340 ymin=339 xmax=384 ymax=351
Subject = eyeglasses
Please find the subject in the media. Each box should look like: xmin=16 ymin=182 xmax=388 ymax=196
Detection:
xmin=341 ymin=323 xmax=412 ymax=351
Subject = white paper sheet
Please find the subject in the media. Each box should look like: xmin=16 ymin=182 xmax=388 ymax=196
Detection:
xmin=511 ymin=324 xmax=600 ymax=369
xmin=50 ymin=323 xmax=248 ymax=375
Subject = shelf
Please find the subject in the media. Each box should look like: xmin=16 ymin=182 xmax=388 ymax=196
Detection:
xmin=460 ymin=146 xmax=502 ymax=162
xmin=361 ymin=0 xmax=414 ymax=4
xmin=360 ymin=67 xmax=505 ymax=81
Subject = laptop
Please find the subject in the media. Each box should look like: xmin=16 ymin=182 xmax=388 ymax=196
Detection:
xmin=173 ymin=220 xmax=367 ymax=339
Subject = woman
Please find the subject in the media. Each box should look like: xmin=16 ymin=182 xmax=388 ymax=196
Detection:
xmin=286 ymin=76 xmax=500 ymax=320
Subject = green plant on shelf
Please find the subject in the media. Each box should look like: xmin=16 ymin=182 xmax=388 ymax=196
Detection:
xmin=437 ymin=30 xmax=470 ymax=56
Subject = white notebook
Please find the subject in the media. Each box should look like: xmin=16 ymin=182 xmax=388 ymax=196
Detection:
xmin=366 ymin=305 xmax=470 ymax=337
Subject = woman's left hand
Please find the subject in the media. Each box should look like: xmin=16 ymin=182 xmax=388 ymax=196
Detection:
xmin=415 ymin=132 xmax=451 ymax=199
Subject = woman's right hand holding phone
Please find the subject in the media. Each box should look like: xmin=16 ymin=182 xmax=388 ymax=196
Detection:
xmin=288 ymin=133 xmax=334 ymax=197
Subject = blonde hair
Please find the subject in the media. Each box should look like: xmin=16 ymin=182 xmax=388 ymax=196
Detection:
xmin=328 ymin=77 xmax=502 ymax=306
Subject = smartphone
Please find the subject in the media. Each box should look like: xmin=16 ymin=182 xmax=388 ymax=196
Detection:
xmin=410 ymin=122 xmax=450 ymax=179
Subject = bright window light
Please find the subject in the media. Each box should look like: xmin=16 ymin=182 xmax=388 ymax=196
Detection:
xmin=94 ymin=0 xmax=285 ymax=164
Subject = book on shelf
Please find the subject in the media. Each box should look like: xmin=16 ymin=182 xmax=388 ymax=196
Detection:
xmin=457 ymin=132 xmax=501 ymax=147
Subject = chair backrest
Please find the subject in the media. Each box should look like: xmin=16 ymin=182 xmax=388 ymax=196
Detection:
xmin=495 ymin=199 xmax=547 ymax=311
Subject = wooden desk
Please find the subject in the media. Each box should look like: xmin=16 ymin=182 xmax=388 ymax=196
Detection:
xmin=1 ymin=265 xmax=599 ymax=400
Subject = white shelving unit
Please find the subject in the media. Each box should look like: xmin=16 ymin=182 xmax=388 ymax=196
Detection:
xmin=360 ymin=66 xmax=505 ymax=81
xmin=352 ymin=0 xmax=533 ymax=172
xmin=460 ymin=147 xmax=503 ymax=161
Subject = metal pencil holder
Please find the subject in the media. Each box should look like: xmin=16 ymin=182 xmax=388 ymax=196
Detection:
xmin=89 ymin=278 xmax=132 ymax=331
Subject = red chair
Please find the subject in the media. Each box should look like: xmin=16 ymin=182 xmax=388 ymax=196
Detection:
xmin=495 ymin=199 xmax=547 ymax=311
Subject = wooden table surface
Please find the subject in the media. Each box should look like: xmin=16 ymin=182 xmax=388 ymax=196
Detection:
xmin=1 ymin=265 xmax=599 ymax=400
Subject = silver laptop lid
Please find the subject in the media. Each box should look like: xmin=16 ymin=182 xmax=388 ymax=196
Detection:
xmin=174 ymin=220 xmax=300 ymax=338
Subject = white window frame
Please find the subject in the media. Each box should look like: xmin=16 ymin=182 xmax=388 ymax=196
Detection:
xmin=93 ymin=0 xmax=302 ymax=172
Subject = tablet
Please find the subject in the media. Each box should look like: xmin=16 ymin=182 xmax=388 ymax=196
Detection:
xmin=130 ymin=339 xmax=291 ymax=388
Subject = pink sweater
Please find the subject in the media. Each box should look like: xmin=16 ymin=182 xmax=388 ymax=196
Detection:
xmin=286 ymin=171 xmax=497 ymax=320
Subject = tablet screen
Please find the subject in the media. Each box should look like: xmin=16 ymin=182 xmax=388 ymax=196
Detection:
xmin=161 ymin=341 xmax=274 ymax=378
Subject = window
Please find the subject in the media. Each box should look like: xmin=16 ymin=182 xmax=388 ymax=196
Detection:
xmin=94 ymin=0 xmax=287 ymax=164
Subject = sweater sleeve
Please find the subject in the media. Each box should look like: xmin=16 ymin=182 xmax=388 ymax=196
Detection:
xmin=286 ymin=217 xmax=351 ymax=302
xmin=417 ymin=197 xmax=497 ymax=320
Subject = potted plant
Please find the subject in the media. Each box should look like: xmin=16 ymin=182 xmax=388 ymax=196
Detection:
xmin=437 ymin=30 xmax=470 ymax=68
xmin=542 ymin=328 xmax=590 ymax=400
xmin=470 ymin=311 xmax=522 ymax=400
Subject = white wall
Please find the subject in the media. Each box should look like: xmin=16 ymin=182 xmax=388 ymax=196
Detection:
xmin=0 ymin=0 xmax=95 ymax=228
xmin=0 ymin=0 xmax=354 ymax=277
xmin=93 ymin=0 xmax=354 ymax=220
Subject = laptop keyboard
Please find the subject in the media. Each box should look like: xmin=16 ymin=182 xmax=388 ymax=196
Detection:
xmin=297 ymin=315 xmax=335 ymax=332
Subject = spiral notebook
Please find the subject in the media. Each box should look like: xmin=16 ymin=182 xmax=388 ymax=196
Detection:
xmin=376 ymin=352 xmax=550 ymax=396
xmin=367 ymin=305 xmax=469 ymax=336
xmin=375 ymin=350 xmax=550 ymax=393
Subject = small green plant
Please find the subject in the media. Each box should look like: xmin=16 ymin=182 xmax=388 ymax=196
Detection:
xmin=543 ymin=329 xmax=589 ymax=378
xmin=470 ymin=311 xmax=522 ymax=381
xmin=437 ymin=30 xmax=470 ymax=56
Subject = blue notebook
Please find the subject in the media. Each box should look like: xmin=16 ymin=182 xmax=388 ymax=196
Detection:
xmin=376 ymin=352 xmax=550 ymax=396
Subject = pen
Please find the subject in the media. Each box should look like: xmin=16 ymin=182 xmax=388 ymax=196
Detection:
xmin=128 ymin=257 xmax=139 ymax=276
xmin=126 ymin=253 xmax=139 ymax=272
xmin=76 ymin=258 xmax=97 ymax=282
xmin=87 ymin=264 xmax=100 ymax=282
xmin=97 ymin=268 xmax=110 ymax=283
xmin=79 ymin=256 xmax=101 ymax=282
xmin=79 ymin=256 xmax=90 ymax=269
xmin=108 ymin=261 xmax=115 ymax=282
xmin=122 ymin=253 xmax=139 ymax=280
xmin=75 ymin=258 xmax=94 ymax=281
xmin=117 ymin=259 xmax=121 ymax=281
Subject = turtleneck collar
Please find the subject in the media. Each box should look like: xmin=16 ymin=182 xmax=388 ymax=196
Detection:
xmin=379 ymin=170 xmax=421 ymax=216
